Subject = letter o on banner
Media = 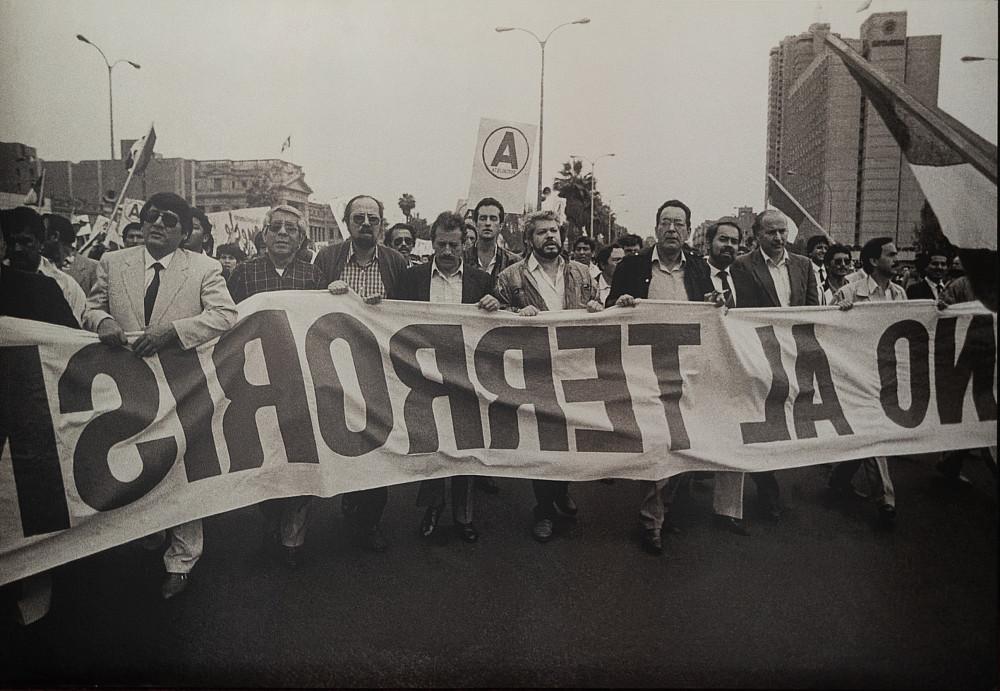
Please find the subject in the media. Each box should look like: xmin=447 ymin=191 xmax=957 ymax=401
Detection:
xmin=876 ymin=320 xmax=930 ymax=428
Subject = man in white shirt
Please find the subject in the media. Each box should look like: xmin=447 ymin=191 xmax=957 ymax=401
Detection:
xmin=572 ymin=235 xmax=602 ymax=281
xmin=806 ymin=235 xmax=831 ymax=305
xmin=594 ymin=243 xmax=624 ymax=305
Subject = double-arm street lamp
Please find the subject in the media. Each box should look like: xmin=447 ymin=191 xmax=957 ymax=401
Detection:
xmin=77 ymin=34 xmax=141 ymax=160
xmin=496 ymin=18 xmax=590 ymax=209
xmin=785 ymin=169 xmax=833 ymax=236
xmin=571 ymin=152 xmax=615 ymax=237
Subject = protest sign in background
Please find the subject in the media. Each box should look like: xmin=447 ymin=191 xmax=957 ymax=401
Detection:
xmin=206 ymin=207 xmax=269 ymax=257
xmin=468 ymin=118 xmax=538 ymax=214
xmin=1 ymin=295 xmax=995 ymax=584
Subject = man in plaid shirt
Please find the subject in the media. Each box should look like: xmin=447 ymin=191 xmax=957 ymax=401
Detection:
xmin=227 ymin=204 xmax=323 ymax=569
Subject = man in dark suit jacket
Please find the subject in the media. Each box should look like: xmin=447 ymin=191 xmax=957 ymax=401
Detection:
xmin=605 ymin=199 xmax=714 ymax=557
xmin=395 ymin=211 xmax=500 ymax=544
xmin=730 ymin=209 xmax=819 ymax=522
xmin=906 ymin=251 xmax=950 ymax=301
xmin=0 ymin=226 xmax=79 ymax=328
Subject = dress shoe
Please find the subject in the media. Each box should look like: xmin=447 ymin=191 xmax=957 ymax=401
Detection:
xmin=160 ymin=573 xmax=188 ymax=600
xmin=713 ymin=515 xmax=751 ymax=536
xmin=281 ymin=545 xmax=302 ymax=570
xmin=475 ymin=477 xmax=500 ymax=494
xmin=420 ymin=506 xmax=442 ymax=539
xmin=532 ymin=518 xmax=554 ymax=543
xmin=457 ymin=522 xmax=479 ymax=543
xmin=553 ymin=493 xmax=578 ymax=517
xmin=641 ymin=530 xmax=663 ymax=556
xmin=364 ymin=525 xmax=388 ymax=553
xmin=876 ymin=504 xmax=897 ymax=530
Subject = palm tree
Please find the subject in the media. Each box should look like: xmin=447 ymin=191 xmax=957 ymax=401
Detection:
xmin=553 ymin=160 xmax=592 ymax=235
xmin=398 ymin=193 xmax=416 ymax=222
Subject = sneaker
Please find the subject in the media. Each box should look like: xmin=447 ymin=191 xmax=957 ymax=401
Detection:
xmin=532 ymin=518 xmax=554 ymax=542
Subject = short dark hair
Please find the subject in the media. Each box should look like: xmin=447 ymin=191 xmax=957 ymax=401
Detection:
xmin=915 ymin=248 xmax=952 ymax=273
xmin=191 ymin=207 xmax=213 ymax=236
xmin=430 ymin=211 xmax=464 ymax=241
xmin=655 ymin=199 xmax=691 ymax=229
xmin=386 ymin=222 xmax=414 ymax=246
xmin=706 ymin=219 xmax=742 ymax=246
xmin=140 ymin=192 xmax=193 ymax=236
xmin=542 ymin=186 xmax=552 ymax=194
xmin=806 ymin=234 xmax=830 ymax=254
xmin=573 ymin=236 xmax=596 ymax=252
xmin=473 ymin=197 xmax=505 ymax=225
xmin=48 ymin=214 xmax=75 ymax=246
xmin=122 ymin=222 xmax=143 ymax=237
xmin=0 ymin=206 xmax=45 ymax=244
xmin=595 ymin=243 xmax=621 ymax=269
xmin=824 ymin=243 xmax=853 ymax=266
xmin=618 ymin=233 xmax=642 ymax=249
xmin=342 ymin=195 xmax=384 ymax=225
xmin=860 ymin=237 xmax=894 ymax=274
xmin=216 ymin=242 xmax=247 ymax=262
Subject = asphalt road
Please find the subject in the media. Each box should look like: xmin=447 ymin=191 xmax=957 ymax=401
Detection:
xmin=2 ymin=453 xmax=996 ymax=688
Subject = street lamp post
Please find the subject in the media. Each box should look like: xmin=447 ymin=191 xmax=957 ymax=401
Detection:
xmin=605 ymin=192 xmax=625 ymax=240
xmin=77 ymin=34 xmax=140 ymax=160
xmin=571 ymin=152 xmax=615 ymax=237
xmin=785 ymin=169 xmax=833 ymax=236
xmin=960 ymin=56 xmax=998 ymax=62
xmin=496 ymin=18 xmax=590 ymax=209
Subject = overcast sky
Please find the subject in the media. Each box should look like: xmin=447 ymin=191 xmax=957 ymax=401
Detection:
xmin=1 ymin=0 xmax=996 ymax=232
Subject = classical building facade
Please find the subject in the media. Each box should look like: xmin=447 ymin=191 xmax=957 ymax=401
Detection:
xmin=766 ymin=12 xmax=940 ymax=248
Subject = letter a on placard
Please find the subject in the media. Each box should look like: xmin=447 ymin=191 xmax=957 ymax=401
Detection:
xmin=490 ymin=131 xmax=519 ymax=169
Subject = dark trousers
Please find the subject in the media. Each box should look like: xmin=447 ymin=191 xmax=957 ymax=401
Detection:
xmin=532 ymin=480 xmax=569 ymax=520
xmin=751 ymin=471 xmax=780 ymax=511
xmin=342 ymin=487 xmax=388 ymax=528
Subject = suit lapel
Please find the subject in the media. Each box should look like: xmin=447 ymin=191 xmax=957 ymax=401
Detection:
xmin=125 ymin=250 xmax=146 ymax=326
xmin=418 ymin=263 xmax=431 ymax=301
xmin=150 ymin=250 xmax=190 ymax=325
xmin=788 ymin=257 xmax=804 ymax=306
xmin=751 ymin=251 xmax=780 ymax=307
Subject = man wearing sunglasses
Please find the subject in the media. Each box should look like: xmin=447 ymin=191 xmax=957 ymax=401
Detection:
xmin=386 ymin=223 xmax=420 ymax=267
xmin=315 ymin=194 xmax=408 ymax=553
xmin=83 ymin=191 xmax=238 ymax=600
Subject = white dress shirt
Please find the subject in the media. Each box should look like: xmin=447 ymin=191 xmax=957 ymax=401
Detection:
xmin=144 ymin=248 xmax=176 ymax=289
xmin=527 ymin=253 xmax=565 ymax=311
xmin=429 ymin=259 xmax=464 ymax=304
xmin=761 ymin=247 xmax=792 ymax=307
xmin=706 ymin=259 xmax=737 ymax=305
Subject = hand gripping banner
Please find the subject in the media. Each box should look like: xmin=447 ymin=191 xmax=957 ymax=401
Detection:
xmin=1 ymin=293 xmax=996 ymax=583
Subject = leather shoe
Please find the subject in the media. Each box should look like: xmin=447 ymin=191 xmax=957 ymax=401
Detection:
xmin=876 ymin=504 xmax=897 ymax=530
xmin=457 ymin=522 xmax=479 ymax=543
xmin=364 ymin=525 xmax=388 ymax=553
xmin=532 ymin=518 xmax=554 ymax=542
xmin=420 ymin=506 xmax=442 ymax=539
xmin=554 ymin=493 xmax=578 ymax=517
xmin=475 ymin=477 xmax=500 ymax=494
xmin=281 ymin=545 xmax=302 ymax=570
xmin=641 ymin=530 xmax=663 ymax=556
xmin=160 ymin=573 xmax=188 ymax=600
xmin=713 ymin=515 xmax=751 ymax=536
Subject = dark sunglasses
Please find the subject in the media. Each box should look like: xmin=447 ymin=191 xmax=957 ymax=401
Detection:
xmin=351 ymin=213 xmax=381 ymax=226
xmin=392 ymin=236 xmax=414 ymax=247
xmin=142 ymin=208 xmax=180 ymax=229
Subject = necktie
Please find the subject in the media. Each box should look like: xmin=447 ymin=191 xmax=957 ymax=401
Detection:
xmin=717 ymin=271 xmax=735 ymax=308
xmin=935 ymin=282 xmax=945 ymax=297
xmin=819 ymin=266 xmax=826 ymax=284
xmin=144 ymin=262 xmax=163 ymax=325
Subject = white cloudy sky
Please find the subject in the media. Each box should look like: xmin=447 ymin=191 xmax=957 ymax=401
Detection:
xmin=0 ymin=0 xmax=996 ymax=232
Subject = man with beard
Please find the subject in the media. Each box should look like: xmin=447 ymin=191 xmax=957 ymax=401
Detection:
xmin=907 ymin=250 xmax=951 ymax=301
xmin=495 ymin=210 xmax=603 ymax=543
xmin=606 ymin=199 xmax=713 ymax=556
xmin=316 ymin=194 xmax=408 ymax=552
xmin=1 ymin=206 xmax=86 ymax=324
xmin=731 ymin=209 xmax=819 ymax=523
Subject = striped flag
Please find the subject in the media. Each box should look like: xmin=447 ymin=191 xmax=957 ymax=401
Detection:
xmin=766 ymin=174 xmax=830 ymax=248
xmin=823 ymin=32 xmax=997 ymax=251
xmin=22 ymin=169 xmax=45 ymax=207
xmin=125 ymin=124 xmax=157 ymax=177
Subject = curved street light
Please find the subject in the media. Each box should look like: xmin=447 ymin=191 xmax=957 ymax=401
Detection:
xmin=496 ymin=18 xmax=590 ymax=208
xmin=786 ymin=169 xmax=833 ymax=236
xmin=571 ymin=152 xmax=615 ymax=237
xmin=77 ymin=34 xmax=141 ymax=160
xmin=960 ymin=56 xmax=998 ymax=62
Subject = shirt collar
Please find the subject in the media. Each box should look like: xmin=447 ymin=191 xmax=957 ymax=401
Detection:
xmin=652 ymin=246 xmax=686 ymax=268
xmin=431 ymin=258 xmax=463 ymax=279
xmin=705 ymin=256 xmax=730 ymax=275
xmin=527 ymin=252 xmax=564 ymax=274
xmin=347 ymin=241 xmax=378 ymax=266
xmin=760 ymin=247 xmax=788 ymax=267
xmin=144 ymin=248 xmax=176 ymax=270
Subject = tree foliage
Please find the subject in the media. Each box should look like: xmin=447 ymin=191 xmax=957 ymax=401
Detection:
xmin=398 ymin=193 xmax=416 ymax=222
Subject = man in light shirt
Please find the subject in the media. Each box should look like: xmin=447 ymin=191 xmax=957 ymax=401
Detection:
xmin=806 ymin=235 xmax=831 ymax=305
xmin=595 ymin=243 xmax=624 ymax=305
xmin=464 ymin=197 xmax=520 ymax=284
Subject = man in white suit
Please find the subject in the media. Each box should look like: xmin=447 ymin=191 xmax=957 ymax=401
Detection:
xmin=83 ymin=192 xmax=237 ymax=599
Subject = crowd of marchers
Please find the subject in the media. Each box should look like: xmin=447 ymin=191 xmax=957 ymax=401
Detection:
xmin=0 ymin=192 xmax=992 ymax=617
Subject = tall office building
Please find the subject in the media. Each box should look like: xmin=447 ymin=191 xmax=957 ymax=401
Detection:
xmin=766 ymin=12 xmax=941 ymax=248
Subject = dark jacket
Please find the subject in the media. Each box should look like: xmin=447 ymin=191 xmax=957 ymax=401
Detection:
xmin=0 ymin=265 xmax=79 ymax=328
xmin=463 ymin=244 xmax=521 ymax=283
xmin=906 ymin=279 xmax=939 ymax=301
xmin=395 ymin=261 xmax=495 ymax=304
xmin=730 ymin=248 xmax=819 ymax=307
xmin=313 ymin=240 xmax=409 ymax=298
xmin=606 ymin=246 xmax=713 ymax=307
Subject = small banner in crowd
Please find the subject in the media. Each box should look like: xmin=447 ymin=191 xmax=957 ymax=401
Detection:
xmin=206 ymin=206 xmax=269 ymax=257
xmin=0 ymin=295 xmax=996 ymax=584
xmin=468 ymin=117 xmax=538 ymax=213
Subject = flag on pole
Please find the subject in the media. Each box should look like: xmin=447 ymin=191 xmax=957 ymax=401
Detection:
xmin=22 ymin=169 xmax=45 ymax=207
xmin=823 ymin=31 xmax=997 ymax=251
xmin=766 ymin=174 xmax=829 ymax=247
xmin=124 ymin=124 xmax=157 ymax=177
xmin=281 ymin=135 xmax=291 ymax=153
xmin=856 ymin=0 xmax=873 ymax=13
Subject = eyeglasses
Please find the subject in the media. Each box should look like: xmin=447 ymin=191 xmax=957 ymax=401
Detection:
xmin=268 ymin=221 xmax=300 ymax=234
xmin=392 ymin=236 xmax=414 ymax=247
xmin=351 ymin=213 xmax=381 ymax=226
xmin=142 ymin=208 xmax=180 ymax=229
xmin=659 ymin=219 xmax=687 ymax=229
xmin=830 ymin=258 xmax=851 ymax=266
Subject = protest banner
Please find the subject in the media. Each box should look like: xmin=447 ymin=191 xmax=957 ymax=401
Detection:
xmin=1 ymin=295 xmax=995 ymax=584
xmin=468 ymin=118 xmax=538 ymax=213
xmin=206 ymin=206 xmax=269 ymax=257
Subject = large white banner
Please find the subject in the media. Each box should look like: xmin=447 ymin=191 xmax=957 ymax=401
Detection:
xmin=0 ymin=295 xmax=995 ymax=584
xmin=467 ymin=117 xmax=538 ymax=213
